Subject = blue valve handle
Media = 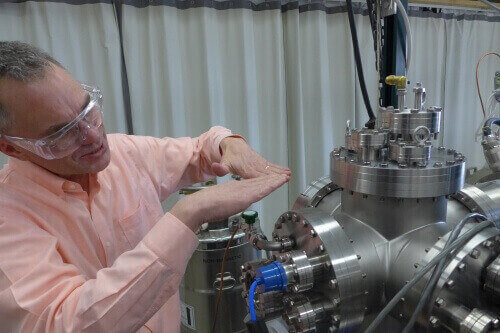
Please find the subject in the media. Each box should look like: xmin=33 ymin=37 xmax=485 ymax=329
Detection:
xmin=248 ymin=261 xmax=288 ymax=322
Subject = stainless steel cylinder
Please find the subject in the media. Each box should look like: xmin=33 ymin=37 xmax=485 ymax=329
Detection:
xmin=180 ymin=224 xmax=259 ymax=333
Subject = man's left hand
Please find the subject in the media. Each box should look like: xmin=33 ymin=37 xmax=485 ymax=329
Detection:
xmin=212 ymin=137 xmax=291 ymax=179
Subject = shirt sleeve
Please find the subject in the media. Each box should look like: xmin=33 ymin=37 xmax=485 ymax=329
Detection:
xmin=0 ymin=210 xmax=198 ymax=333
xmin=112 ymin=126 xmax=234 ymax=202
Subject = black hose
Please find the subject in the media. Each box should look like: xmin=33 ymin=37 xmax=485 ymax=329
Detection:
xmin=345 ymin=0 xmax=376 ymax=129
xmin=483 ymin=117 xmax=500 ymax=135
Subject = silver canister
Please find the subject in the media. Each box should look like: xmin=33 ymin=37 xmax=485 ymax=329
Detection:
xmin=178 ymin=181 xmax=260 ymax=332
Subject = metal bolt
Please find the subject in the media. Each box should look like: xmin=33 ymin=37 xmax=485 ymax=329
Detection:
xmin=458 ymin=263 xmax=466 ymax=272
xmin=429 ymin=316 xmax=440 ymax=328
xmin=324 ymin=261 xmax=332 ymax=269
xmin=438 ymin=146 xmax=446 ymax=151
xmin=399 ymin=142 xmax=406 ymax=147
xmin=470 ymin=249 xmax=480 ymax=259
xmin=399 ymin=163 xmax=408 ymax=168
xmin=357 ymin=254 xmax=362 ymax=260
xmin=365 ymin=291 xmax=369 ymax=295
xmin=292 ymin=213 xmax=299 ymax=222
xmin=447 ymin=149 xmax=456 ymax=155
xmin=350 ymin=239 xmax=354 ymax=243
xmin=400 ymin=297 xmax=406 ymax=302
xmin=333 ymin=315 xmax=341 ymax=325
xmin=492 ymin=318 xmax=500 ymax=328
xmin=414 ymin=263 xmax=419 ymax=268
xmin=363 ymin=161 xmax=371 ymax=166
xmin=425 ymin=248 xmax=430 ymax=253
xmin=333 ymin=298 xmax=341 ymax=307
xmin=445 ymin=279 xmax=455 ymax=289
xmin=292 ymin=285 xmax=300 ymax=293
xmin=285 ymin=212 xmax=291 ymax=220
xmin=318 ymin=245 xmax=325 ymax=252
xmin=380 ymin=163 xmax=388 ymax=168
xmin=302 ymin=220 xmax=309 ymax=227
xmin=275 ymin=221 xmax=282 ymax=229
xmin=362 ymin=273 xmax=367 ymax=278
xmin=310 ymin=229 xmax=317 ymax=237
xmin=483 ymin=240 xmax=494 ymax=248
xmin=329 ymin=279 xmax=338 ymax=289
xmin=435 ymin=298 xmax=445 ymax=308
xmin=240 ymin=265 xmax=245 ymax=271
xmin=446 ymin=160 xmax=455 ymax=166
xmin=328 ymin=327 xmax=338 ymax=333
xmin=433 ymin=162 xmax=443 ymax=167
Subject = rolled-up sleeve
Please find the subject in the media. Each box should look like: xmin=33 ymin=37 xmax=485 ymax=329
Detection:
xmin=115 ymin=126 xmax=233 ymax=201
xmin=0 ymin=211 xmax=198 ymax=333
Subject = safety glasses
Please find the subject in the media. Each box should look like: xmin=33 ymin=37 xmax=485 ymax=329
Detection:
xmin=0 ymin=84 xmax=104 ymax=160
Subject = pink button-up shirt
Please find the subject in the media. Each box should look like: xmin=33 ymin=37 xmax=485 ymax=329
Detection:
xmin=0 ymin=126 xmax=233 ymax=332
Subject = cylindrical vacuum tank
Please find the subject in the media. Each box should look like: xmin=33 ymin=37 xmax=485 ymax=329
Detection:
xmin=178 ymin=181 xmax=261 ymax=333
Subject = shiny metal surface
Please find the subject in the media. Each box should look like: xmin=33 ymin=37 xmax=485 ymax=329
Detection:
xmin=241 ymin=84 xmax=500 ymax=332
xmin=482 ymin=136 xmax=500 ymax=173
xmin=273 ymin=208 xmax=367 ymax=332
xmin=180 ymin=218 xmax=259 ymax=333
xmin=453 ymin=181 xmax=500 ymax=226
xmin=292 ymin=176 xmax=339 ymax=210
xmin=460 ymin=308 xmax=498 ymax=333
xmin=388 ymin=141 xmax=432 ymax=166
xmin=484 ymin=255 xmax=500 ymax=304
xmin=331 ymin=146 xmax=465 ymax=198
xmin=378 ymin=106 xmax=442 ymax=140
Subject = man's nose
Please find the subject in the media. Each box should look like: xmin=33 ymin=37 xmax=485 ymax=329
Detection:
xmin=79 ymin=123 xmax=101 ymax=145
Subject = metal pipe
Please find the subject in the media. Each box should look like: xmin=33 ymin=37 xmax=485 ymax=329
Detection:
xmin=253 ymin=235 xmax=285 ymax=251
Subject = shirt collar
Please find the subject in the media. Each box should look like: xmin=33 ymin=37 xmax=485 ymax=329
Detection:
xmin=7 ymin=158 xmax=87 ymax=198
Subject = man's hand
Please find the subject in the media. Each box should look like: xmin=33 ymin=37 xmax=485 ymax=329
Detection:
xmin=211 ymin=137 xmax=291 ymax=179
xmin=170 ymin=173 xmax=289 ymax=231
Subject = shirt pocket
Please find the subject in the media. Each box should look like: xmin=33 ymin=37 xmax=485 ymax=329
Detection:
xmin=118 ymin=198 xmax=161 ymax=249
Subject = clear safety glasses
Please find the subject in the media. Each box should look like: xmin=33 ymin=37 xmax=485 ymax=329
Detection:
xmin=0 ymin=84 xmax=104 ymax=160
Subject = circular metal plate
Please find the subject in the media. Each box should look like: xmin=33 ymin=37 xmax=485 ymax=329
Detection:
xmin=330 ymin=147 xmax=465 ymax=198
xmin=274 ymin=208 xmax=367 ymax=332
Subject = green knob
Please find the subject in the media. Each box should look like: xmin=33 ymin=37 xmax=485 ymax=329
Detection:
xmin=242 ymin=210 xmax=258 ymax=225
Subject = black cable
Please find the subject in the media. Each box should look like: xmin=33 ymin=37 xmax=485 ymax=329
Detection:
xmin=345 ymin=0 xmax=376 ymax=129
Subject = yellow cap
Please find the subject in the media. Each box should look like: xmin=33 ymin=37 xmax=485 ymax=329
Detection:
xmin=385 ymin=75 xmax=407 ymax=89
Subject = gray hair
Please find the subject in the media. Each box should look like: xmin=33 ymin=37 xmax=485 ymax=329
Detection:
xmin=0 ymin=41 xmax=62 ymax=133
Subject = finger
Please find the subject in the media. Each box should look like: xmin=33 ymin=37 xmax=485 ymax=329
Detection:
xmin=246 ymin=174 xmax=289 ymax=201
xmin=266 ymin=164 xmax=291 ymax=175
xmin=211 ymin=162 xmax=230 ymax=177
xmin=268 ymin=163 xmax=291 ymax=175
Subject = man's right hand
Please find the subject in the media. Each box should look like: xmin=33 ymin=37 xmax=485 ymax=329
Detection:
xmin=170 ymin=173 xmax=290 ymax=231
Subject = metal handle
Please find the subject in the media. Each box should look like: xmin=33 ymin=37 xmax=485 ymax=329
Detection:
xmin=213 ymin=272 xmax=236 ymax=291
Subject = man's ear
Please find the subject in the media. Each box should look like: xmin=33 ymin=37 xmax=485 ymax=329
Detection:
xmin=0 ymin=138 xmax=28 ymax=161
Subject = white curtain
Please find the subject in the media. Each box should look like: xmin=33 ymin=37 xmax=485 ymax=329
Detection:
xmin=0 ymin=1 xmax=126 ymax=166
xmin=1 ymin=1 xmax=499 ymax=236
xmin=121 ymin=7 xmax=290 ymax=235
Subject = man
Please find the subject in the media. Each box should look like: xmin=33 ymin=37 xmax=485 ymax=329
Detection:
xmin=0 ymin=41 xmax=290 ymax=332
